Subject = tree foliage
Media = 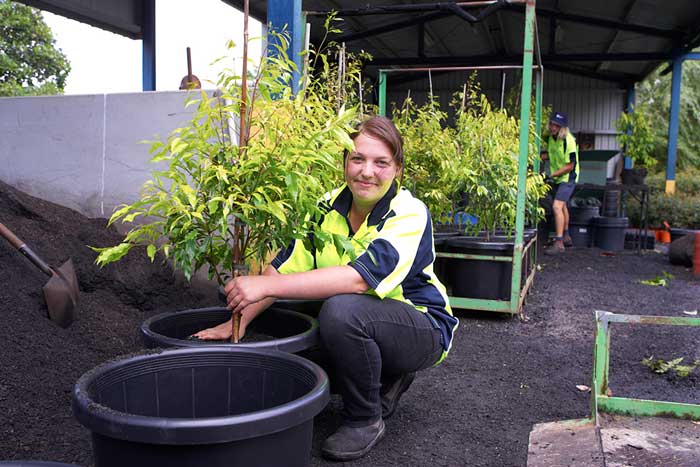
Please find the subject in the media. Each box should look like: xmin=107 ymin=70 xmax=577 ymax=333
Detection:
xmin=0 ymin=0 xmax=70 ymax=96
xmin=636 ymin=58 xmax=700 ymax=171
xmin=93 ymin=32 xmax=360 ymax=284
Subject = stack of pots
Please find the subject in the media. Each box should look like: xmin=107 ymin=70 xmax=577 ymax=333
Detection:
xmin=592 ymin=186 xmax=628 ymax=251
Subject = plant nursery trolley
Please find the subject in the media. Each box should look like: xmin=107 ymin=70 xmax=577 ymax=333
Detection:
xmin=527 ymin=311 xmax=700 ymax=467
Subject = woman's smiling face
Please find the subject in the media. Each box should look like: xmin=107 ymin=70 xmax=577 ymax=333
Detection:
xmin=344 ymin=132 xmax=400 ymax=208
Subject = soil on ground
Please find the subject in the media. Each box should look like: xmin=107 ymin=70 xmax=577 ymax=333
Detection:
xmin=1 ymin=180 xmax=699 ymax=467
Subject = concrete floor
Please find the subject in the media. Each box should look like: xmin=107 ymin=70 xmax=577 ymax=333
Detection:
xmin=528 ymin=413 xmax=700 ymax=467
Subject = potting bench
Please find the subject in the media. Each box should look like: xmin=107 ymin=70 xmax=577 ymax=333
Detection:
xmin=377 ymin=0 xmax=542 ymax=316
xmin=527 ymin=311 xmax=700 ymax=466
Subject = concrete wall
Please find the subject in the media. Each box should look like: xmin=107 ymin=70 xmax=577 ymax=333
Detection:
xmin=0 ymin=91 xmax=202 ymax=218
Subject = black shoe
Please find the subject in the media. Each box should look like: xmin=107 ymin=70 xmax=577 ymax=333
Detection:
xmin=563 ymin=235 xmax=573 ymax=247
xmin=321 ymin=419 xmax=386 ymax=461
xmin=380 ymin=372 xmax=415 ymax=419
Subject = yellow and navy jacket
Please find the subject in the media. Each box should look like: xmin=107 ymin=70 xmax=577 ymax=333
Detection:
xmin=271 ymin=182 xmax=458 ymax=362
xmin=547 ymin=132 xmax=579 ymax=184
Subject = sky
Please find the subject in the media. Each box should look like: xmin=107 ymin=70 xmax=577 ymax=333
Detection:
xmin=42 ymin=0 xmax=264 ymax=95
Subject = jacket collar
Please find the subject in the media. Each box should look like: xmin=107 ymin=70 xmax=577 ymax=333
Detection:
xmin=331 ymin=182 xmax=398 ymax=227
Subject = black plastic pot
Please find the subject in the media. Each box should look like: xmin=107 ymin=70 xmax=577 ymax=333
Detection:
xmin=0 ymin=463 xmax=81 ymax=466
xmin=670 ymin=227 xmax=700 ymax=243
xmin=443 ymin=230 xmax=536 ymax=300
xmin=621 ymin=168 xmax=647 ymax=186
xmin=593 ymin=216 xmax=628 ymax=251
xmin=433 ymin=229 xmax=462 ymax=285
xmin=568 ymin=221 xmax=593 ymax=247
xmin=569 ymin=205 xmax=600 ymax=224
xmin=141 ymin=307 xmax=318 ymax=354
xmin=72 ymin=347 xmax=329 ymax=467
xmin=273 ymin=299 xmax=325 ymax=318
xmin=624 ymin=229 xmax=655 ymax=250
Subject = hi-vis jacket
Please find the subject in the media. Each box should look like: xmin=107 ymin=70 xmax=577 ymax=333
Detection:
xmin=547 ymin=132 xmax=579 ymax=184
xmin=271 ymin=182 xmax=459 ymax=362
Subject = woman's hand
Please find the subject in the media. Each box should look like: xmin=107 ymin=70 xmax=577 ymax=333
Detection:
xmin=224 ymin=274 xmax=270 ymax=313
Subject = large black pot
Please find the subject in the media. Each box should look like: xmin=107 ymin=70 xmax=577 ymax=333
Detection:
xmin=72 ymin=347 xmax=330 ymax=467
xmin=443 ymin=229 xmax=536 ymax=300
xmin=0 ymin=463 xmax=81 ymax=466
xmin=593 ymin=216 xmax=629 ymax=251
xmin=141 ymin=306 xmax=318 ymax=354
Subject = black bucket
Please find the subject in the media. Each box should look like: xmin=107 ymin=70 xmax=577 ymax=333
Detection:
xmin=593 ymin=216 xmax=628 ymax=251
xmin=569 ymin=205 xmax=600 ymax=224
xmin=141 ymin=307 xmax=318 ymax=354
xmin=569 ymin=221 xmax=594 ymax=247
xmin=72 ymin=347 xmax=329 ymax=467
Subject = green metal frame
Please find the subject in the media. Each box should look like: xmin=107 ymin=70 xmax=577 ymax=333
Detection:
xmin=378 ymin=0 xmax=541 ymax=315
xmin=593 ymin=311 xmax=700 ymax=421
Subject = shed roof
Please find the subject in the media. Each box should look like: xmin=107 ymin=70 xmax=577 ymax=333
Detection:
xmin=225 ymin=0 xmax=700 ymax=85
xmin=20 ymin=1 xmax=700 ymax=86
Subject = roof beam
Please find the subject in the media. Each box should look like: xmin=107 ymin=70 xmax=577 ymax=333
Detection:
xmin=371 ymin=52 xmax=674 ymax=67
xmin=334 ymin=11 xmax=448 ymax=43
xmin=504 ymin=4 xmax=684 ymax=39
xmin=596 ymin=0 xmax=639 ymax=72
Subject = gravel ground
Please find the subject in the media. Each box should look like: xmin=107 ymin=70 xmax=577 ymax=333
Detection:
xmin=1 ymin=180 xmax=698 ymax=466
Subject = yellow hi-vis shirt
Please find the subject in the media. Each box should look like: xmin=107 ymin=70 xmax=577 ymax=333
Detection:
xmin=271 ymin=183 xmax=459 ymax=363
xmin=547 ymin=132 xmax=579 ymax=184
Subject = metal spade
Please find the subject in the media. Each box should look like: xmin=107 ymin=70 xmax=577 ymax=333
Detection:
xmin=0 ymin=222 xmax=78 ymax=328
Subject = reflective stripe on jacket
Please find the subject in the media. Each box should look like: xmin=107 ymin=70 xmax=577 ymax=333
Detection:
xmin=272 ymin=182 xmax=459 ymax=362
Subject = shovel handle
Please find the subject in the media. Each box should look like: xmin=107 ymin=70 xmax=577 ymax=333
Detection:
xmin=0 ymin=222 xmax=53 ymax=277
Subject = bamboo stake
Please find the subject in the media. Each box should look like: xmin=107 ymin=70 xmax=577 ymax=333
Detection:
xmin=231 ymin=0 xmax=250 ymax=344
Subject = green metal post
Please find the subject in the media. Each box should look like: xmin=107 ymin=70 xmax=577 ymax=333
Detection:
xmin=592 ymin=311 xmax=611 ymax=419
xmin=534 ymin=68 xmax=543 ymax=173
xmin=378 ymin=71 xmax=387 ymax=117
xmin=509 ymin=0 xmax=536 ymax=312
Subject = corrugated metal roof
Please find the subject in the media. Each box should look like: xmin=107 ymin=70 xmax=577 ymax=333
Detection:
xmin=225 ymin=0 xmax=700 ymax=85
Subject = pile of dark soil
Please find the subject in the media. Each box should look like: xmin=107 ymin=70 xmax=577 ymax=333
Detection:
xmin=1 ymin=180 xmax=699 ymax=467
xmin=0 ymin=181 xmax=217 ymax=464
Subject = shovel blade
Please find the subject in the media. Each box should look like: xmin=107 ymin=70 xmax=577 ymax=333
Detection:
xmin=43 ymin=259 xmax=79 ymax=328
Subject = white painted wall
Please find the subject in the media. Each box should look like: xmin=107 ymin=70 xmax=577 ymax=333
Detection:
xmin=0 ymin=91 xmax=203 ymax=218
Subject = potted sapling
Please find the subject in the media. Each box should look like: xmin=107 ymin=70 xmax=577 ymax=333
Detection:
xmin=74 ymin=21 xmax=358 ymax=467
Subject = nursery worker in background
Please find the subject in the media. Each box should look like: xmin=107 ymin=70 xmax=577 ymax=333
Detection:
xmin=194 ymin=116 xmax=459 ymax=461
xmin=541 ymin=111 xmax=579 ymax=255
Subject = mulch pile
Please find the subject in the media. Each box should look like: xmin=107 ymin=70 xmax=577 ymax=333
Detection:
xmin=1 ymin=179 xmax=699 ymax=466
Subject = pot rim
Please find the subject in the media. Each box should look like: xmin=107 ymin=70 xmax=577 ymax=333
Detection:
xmin=72 ymin=346 xmax=330 ymax=445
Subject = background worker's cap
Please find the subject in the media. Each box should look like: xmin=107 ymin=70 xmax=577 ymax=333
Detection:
xmin=549 ymin=112 xmax=568 ymax=127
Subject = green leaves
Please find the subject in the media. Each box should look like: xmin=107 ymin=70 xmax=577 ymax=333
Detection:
xmin=638 ymin=271 xmax=674 ymax=287
xmin=616 ymin=110 xmax=656 ymax=168
xmin=0 ymin=1 xmax=71 ymax=96
xmin=93 ymin=31 xmax=359 ymax=285
xmin=642 ymin=356 xmax=699 ymax=377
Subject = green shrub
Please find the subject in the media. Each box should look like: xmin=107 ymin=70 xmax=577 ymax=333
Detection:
xmin=627 ymin=191 xmax=700 ymax=229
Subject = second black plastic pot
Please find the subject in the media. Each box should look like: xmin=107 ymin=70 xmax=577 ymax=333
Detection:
xmin=443 ymin=230 xmax=536 ymax=300
xmin=72 ymin=347 xmax=330 ymax=467
xmin=593 ymin=216 xmax=629 ymax=251
xmin=141 ymin=306 xmax=318 ymax=354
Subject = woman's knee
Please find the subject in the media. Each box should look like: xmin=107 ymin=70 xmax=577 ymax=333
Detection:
xmin=318 ymin=294 xmax=359 ymax=334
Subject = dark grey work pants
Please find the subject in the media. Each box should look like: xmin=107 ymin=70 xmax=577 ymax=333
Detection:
xmin=318 ymin=294 xmax=444 ymax=426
